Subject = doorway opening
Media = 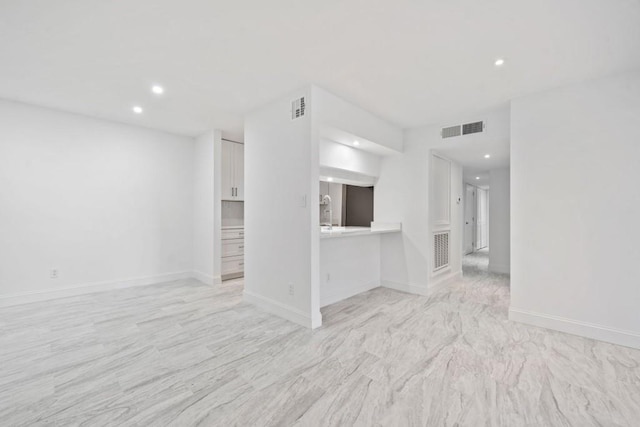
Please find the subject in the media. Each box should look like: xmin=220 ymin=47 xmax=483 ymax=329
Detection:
xmin=463 ymin=174 xmax=490 ymax=275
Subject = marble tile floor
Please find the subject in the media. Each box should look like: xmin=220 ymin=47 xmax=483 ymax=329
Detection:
xmin=1 ymin=252 xmax=639 ymax=426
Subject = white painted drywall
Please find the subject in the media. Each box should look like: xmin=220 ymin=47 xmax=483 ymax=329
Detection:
xmin=193 ymin=130 xmax=222 ymax=285
xmin=319 ymin=234 xmax=380 ymax=307
xmin=313 ymin=87 xmax=403 ymax=152
xmin=0 ymin=99 xmax=195 ymax=298
xmin=476 ymin=187 xmax=489 ymax=250
xmin=375 ymin=132 xmax=430 ymax=293
xmin=448 ymin=159 xmax=464 ymax=279
xmin=243 ymin=87 xmax=321 ymax=328
xmin=510 ymin=70 xmax=640 ymax=348
xmin=319 ymin=139 xmax=381 ymax=178
xmin=375 ymin=126 xmax=464 ymax=294
xmin=488 ymin=168 xmax=509 ymax=273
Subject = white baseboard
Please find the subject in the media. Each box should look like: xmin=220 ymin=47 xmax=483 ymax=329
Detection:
xmin=243 ymin=289 xmax=320 ymax=329
xmin=320 ymin=282 xmax=380 ymax=308
xmin=0 ymin=271 xmax=194 ymax=308
xmin=192 ymin=270 xmax=222 ymax=286
xmin=429 ymin=270 xmax=462 ymax=292
xmin=489 ymin=263 xmax=510 ymax=274
xmin=381 ymin=280 xmax=429 ymax=296
xmin=509 ymin=307 xmax=640 ymax=350
xmin=382 ymin=271 xmax=462 ymax=297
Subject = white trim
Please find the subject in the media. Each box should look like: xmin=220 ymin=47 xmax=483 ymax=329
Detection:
xmin=489 ymin=262 xmax=510 ymax=274
xmin=0 ymin=271 xmax=194 ymax=307
xmin=381 ymin=280 xmax=429 ymax=296
xmin=192 ymin=271 xmax=222 ymax=286
xmin=382 ymin=271 xmax=462 ymax=297
xmin=243 ymin=289 xmax=319 ymax=329
xmin=429 ymin=270 xmax=462 ymax=292
xmin=320 ymin=282 xmax=380 ymax=308
xmin=509 ymin=307 xmax=640 ymax=350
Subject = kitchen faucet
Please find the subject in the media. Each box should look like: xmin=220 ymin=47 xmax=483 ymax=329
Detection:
xmin=321 ymin=194 xmax=332 ymax=230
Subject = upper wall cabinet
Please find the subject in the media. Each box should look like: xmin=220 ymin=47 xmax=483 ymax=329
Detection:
xmin=221 ymin=140 xmax=244 ymax=201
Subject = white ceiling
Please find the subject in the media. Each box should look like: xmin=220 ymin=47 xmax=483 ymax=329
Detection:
xmin=427 ymin=106 xmax=510 ymax=174
xmin=463 ymin=170 xmax=490 ymax=189
xmin=1 ymin=0 xmax=639 ymax=140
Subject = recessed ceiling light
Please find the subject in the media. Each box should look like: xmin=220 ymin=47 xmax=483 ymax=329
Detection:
xmin=353 ymin=141 xmax=360 ymax=146
xmin=151 ymin=85 xmax=164 ymax=95
xmin=476 ymin=176 xmax=480 ymax=180
xmin=327 ymin=177 xmax=334 ymax=182
xmin=494 ymin=58 xmax=505 ymax=67
xmin=484 ymin=154 xmax=491 ymax=158
xmin=132 ymin=106 xmax=143 ymax=114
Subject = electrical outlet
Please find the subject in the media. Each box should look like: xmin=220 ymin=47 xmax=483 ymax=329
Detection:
xmin=50 ymin=269 xmax=59 ymax=279
xmin=288 ymin=284 xmax=295 ymax=296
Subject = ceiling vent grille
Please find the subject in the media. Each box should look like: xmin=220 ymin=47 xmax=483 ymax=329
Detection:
xmin=462 ymin=121 xmax=484 ymax=135
xmin=433 ymin=231 xmax=450 ymax=271
xmin=442 ymin=121 xmax=485 ymax=139
xmin=291 ymin=97 xmax=306 ymax=120
xmin=441 ymin=125 xmax=461 ymax=139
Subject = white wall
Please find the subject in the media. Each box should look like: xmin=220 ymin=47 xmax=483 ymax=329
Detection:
xmin=313 ymin=87 xmax=403 ymax=152
xmin=375 ymin=127 xmax=463 ymax=294
xmin=488 ymin=168 xmax=509 ymax=273
xmin=510 ymin=70 xmax=640 ymax=348
xmin=476 ymin=187 xmax=489 ymax=250
xmin=319 ymin=139 xmax=381 ymax=178
xmin=193 ymin=130 xmax=222 ymax=285
xmin=449 ymin=159 xmax=464 ymax=278
xmin=0 ymin=100 xmax=195 ymax=300
xmin=244 ymin=87 xmax=322 ymax=328
xmin=375 ymin=132 xmax=430 ymax=293
xmin=319 ymin=235 xmax=380 ymax=307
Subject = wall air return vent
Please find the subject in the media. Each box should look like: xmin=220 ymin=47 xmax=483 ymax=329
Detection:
xmin=433 ymin=231 xmax=450 ymax=271
xmin=462 ymin=121 xmax=484 ymax=135
xmin=291 ymin=97 xmax=306 ymax=120
xmin=441 ymin=125 xmax=461 ymax=139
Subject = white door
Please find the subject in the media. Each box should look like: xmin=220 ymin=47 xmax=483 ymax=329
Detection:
xmin=476 ymin=188 xmax=488 ymax=249
xmin=221 ymin=140 xmax=235 ymax=200
xmin=464 ymin=184 xmax=476 ymax=254
xmin=233 ymin=142 xmax=244 ymax=201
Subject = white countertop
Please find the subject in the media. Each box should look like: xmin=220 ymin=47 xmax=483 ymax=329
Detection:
xmin=320 ymin=224 xmax=401 ymax=239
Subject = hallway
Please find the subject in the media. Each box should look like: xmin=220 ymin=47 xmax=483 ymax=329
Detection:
xmin=462 ymin=247 xmax=492 ymax=276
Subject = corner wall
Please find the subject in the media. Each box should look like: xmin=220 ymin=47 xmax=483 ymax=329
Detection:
xmin=193 ymin=130 xmax=222 ymax=285
xmin=375 ymin=130 xmax=463 ymax=294
xmin=488 ymin=168 xmax=510 ymax=274
xmin=243 ymin=87 xmax=322 ymax=328
xmin=510 ymin=70 xmax=640 ymax=348
xmin=0 ymin=99 xmax=196 ymax=304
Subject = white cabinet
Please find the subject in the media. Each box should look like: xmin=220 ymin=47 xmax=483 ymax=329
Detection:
xmin=221 ymin=226 xmax=244 ymax=279
xmin=221 ymin=140 xmax=244 ymax=201
xmin=222 ymin=255 xmax=244 ymax=276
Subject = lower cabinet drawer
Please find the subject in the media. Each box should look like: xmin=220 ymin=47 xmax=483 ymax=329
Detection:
xmin=222 ymin=228 xmax=244 ymax=240
xmin=222 ymin=255 xmax=244 ymax=275
xmin=222 ymin=239 xmax=244 ymax=257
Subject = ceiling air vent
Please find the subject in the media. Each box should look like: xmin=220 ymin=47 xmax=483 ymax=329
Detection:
xmin=291 ymin=96 xmax=306 ymax=120
xmin=442 ymin=121 xmax=485 ymax=139
xmin=441 ymin=125 xmax=461 ymax=139
xmin=462 ymin=121 xmax=484 ymax=135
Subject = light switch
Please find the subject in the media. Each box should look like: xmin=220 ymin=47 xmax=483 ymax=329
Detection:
xmin=298 ymin=194 xmax=307 ymax=208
